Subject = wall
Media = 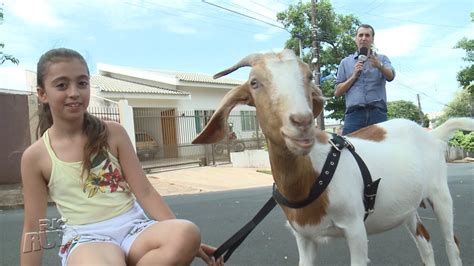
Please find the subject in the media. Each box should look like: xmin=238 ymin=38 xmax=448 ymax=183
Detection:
xmin=0 ymin=93 xmax=31 ymax=184
xmin=118 ymin=100 xmax=136 ymax=151
xmin=230 ymin=150 xmax=270 ymax=168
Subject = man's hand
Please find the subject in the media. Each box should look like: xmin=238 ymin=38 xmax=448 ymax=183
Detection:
xmin=197 ymin=243 xmax=224 ymax=266
xmin=368 ymin=54 xmax=394 ymax=81
xmin=353 ymin=61 xmax=364 ymax=77
xmin=368 ymin=55 xmax=383 ymax=70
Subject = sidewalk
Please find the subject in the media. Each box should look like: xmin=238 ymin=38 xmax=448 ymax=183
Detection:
xmin=0 ymin=165 xmax=274 ymax=210
xmin=149 ymin=165 xmax=274 ymax=196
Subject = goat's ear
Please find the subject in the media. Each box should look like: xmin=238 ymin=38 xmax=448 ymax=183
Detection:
xmin=192 ymin=83 xmax=253 ymax=144
xmin=311 ymin=85 xmax=324 ymax=118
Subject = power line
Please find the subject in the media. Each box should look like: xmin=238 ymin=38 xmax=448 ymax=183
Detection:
xmin=391 ymin=79 xmax=459 ymax=111
xmin=250 ymin=0 xmax=280 ymax=14
xmin=201 ymin=0 xmax=288 ymax=32
xmin=133 ymin=0 xmax=261 ymax=28
xmin=392 ymin=68 xmax=471 ymax=114
xmin=337 ymin=6 xmax=471 ymax=29
xmin=365 ymin=0 xmax=385 ymax=13
xmin=227 ymin=1 xmax=280 ymax=24
xmin=121 ymin=1 xmax=263 ymax=34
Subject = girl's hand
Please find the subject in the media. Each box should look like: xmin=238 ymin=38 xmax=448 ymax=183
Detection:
xmin=197 ymin=243 xmax=224 ymax=266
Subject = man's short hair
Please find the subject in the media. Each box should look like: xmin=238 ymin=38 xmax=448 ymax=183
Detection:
xmin=356 ymin=24 xmax=375 ymax=37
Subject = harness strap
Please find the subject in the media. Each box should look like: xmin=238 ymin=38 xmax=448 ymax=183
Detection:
xmin=213 ymin=197 xmax=277 ymax=262
xmin=272 ymin=139 xmax=342 ymax=209
xmin=330 ymin=134 xmax=381 ymax=220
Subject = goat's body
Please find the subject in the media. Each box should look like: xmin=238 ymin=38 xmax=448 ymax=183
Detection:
xmin=284 ymin=118 xmax=467 ymax=265
xmin=193 ymin=50 xmax=471 ymax=265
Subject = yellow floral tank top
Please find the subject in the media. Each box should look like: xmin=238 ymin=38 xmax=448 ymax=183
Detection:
xmin=44 ymin=130 xmax=134 ymax=225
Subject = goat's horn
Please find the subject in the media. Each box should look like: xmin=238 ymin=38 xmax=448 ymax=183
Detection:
xmin=213 ymin=53 xmax=260 ymax=79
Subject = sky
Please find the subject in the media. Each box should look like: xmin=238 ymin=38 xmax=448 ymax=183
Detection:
xmin=0 ymin=0 xmax=473 ymax=115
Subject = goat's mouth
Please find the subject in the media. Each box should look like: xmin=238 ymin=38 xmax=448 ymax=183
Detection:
xmin=281 ymin=131 xmax=315 ymax=155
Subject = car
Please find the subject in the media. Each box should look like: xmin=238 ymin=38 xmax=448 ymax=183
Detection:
xmin=135 ymin=131 xmax=159 ymax=160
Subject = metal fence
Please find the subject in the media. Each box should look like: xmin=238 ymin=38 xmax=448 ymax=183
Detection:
xmin=133 ymin=108 xmax=265 ymax=171
xmin=88 ymin=106 xmax=120 ymax=122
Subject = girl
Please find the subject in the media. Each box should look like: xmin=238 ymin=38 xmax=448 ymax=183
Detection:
xmin=20 ymin=48 xmax=223 ymax=266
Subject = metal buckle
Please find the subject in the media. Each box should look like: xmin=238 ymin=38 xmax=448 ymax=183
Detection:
xmin=342 ymin=136 xmax=354 ymax=150
xmin=328 ymin=139 xmax=342 ymax=152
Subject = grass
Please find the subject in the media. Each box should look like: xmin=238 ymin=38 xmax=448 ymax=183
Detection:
xmin=256 ymin=169 xmax=272 ymax=175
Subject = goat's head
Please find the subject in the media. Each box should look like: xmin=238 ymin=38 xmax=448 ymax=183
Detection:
xmin=192 ymin=49 xmax=324 ymax=156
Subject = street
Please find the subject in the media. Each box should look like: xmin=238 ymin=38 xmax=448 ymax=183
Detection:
xmin=1 ymin=163 xmax=472 ymax=266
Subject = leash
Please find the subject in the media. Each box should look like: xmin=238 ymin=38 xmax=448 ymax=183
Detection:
xmin=212 ymin=196 xmax=277 ymax=262
xmin=213 ymin=134 xmax=381 ymax=261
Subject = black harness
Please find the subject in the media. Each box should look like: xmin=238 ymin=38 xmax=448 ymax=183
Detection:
xmin=274 ymin=134 xmax=381 ymax=218
xmin=213 ymin=134 xmax=381 ymax=262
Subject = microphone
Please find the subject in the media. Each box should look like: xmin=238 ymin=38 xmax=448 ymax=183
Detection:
xmin=358 ymin=47 xmax=368 ymax=62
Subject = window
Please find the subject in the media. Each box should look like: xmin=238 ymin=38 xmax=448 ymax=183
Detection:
xmin=241 ymin=110 xmax=257 ymax=131
xmin=195 ymin=110 xmax=214 ymax=134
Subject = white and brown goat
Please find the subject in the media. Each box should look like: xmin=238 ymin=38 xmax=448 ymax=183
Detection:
xmin=193 ymin=49 xmax=473 ymax=265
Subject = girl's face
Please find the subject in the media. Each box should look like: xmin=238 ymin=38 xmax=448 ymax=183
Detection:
xmin=38 ymin=58 xmax=90 ymax=122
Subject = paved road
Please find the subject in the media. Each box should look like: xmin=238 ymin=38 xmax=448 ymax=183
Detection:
xmin=1 ymin=163 xmax=472 ymax=266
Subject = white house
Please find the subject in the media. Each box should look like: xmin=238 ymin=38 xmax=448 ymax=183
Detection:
xmin=91 ymin=63 xmax=259 ymax=163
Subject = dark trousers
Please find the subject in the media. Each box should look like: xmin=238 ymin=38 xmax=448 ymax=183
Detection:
xmin=342 ymin=106 xmax=387 ymax=135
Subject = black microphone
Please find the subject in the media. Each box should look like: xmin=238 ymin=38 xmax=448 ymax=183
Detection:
xmin=358 ymin=47 xmax=368 ymax=62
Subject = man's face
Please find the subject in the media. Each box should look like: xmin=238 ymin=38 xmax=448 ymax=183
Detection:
xmin=355 ymin=27 xmax=374 ymax=50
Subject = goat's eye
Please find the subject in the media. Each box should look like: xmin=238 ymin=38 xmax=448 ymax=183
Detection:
xmin=250 ymin=79 xmax=259 ymax=89
xmin=308 ymin=74 xmax=314 ymax=81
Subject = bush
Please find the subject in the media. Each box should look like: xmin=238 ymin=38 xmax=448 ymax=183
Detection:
xmin=449 ymin=131 xmax=474 ymax=153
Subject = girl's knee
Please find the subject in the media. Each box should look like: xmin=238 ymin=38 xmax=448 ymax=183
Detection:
xmin=174 ymin=220 xmax=201 ymax=249
xmin=161 ymin=220 xmax=201 ymax=264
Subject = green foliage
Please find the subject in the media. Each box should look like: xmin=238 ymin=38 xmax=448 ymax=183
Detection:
xmin=321 ymin=80 xmax=345 ymax=120
xmin=449 ymin=131 xmax=474 ymax=152
xmin=276 ymin=0 xmax=360 ymax=121
xmin=436 ymin=89 xmax=473 ymax=125
xmin=454 ymin=13 xmax=474 ymax=88
xmin=0 ymin=7 xmax=19 ymax=65
xmin=387 ymin=100 xmax=426 ymax=125
xmin=456 ymin=64 xmax=474 ymax=87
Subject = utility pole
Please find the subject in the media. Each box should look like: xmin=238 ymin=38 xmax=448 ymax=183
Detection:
xmin=311 ymin=0 xmax=325 ymax=130
xmin=294 ymin=33 xmax=304 ymax=59
xmin=416 ymin=94 xmax=424 ymax=126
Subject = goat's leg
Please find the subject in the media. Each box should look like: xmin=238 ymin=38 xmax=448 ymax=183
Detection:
xmin=343 ymin=220 xmax=369 ymax=266
xmin=404 ymin=211 xmax=435 ymax=265
xmin=429 ymin=186 xmax=462 ymax=266
xmin=294 ymin=234 xmax=318 ymax=266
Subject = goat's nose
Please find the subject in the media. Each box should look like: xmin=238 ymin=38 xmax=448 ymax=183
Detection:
xmin=290 ymin=113 xmax=313 ymax=129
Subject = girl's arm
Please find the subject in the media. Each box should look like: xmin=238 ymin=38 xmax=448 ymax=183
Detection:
xmin=20 ymin=145 xmax=49 ymax=266
xmin=108 ymin=122 xmax=175 ymax=220
xmin=108 ymin=122 xmax=224 ymax=265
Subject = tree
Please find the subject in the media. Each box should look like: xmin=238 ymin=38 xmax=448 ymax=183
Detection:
xmin=454 ymin=12 xmax=473 ymax=89
xmin=435 ymin=89 xmax=473 ymax=125
xmin=0 ymin=7 xmax=19 ymax=65
xmin=276 ymin=0 xmax=360 ymax=121
xmin=387 ymin=100 xmax=428 ymax=126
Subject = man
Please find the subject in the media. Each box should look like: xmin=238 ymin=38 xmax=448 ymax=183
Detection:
xmin=335 ymin=24 xmax=395 ymax=135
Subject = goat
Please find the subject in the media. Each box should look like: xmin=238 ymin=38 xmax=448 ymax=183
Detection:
xmin=192 ymin=49 xmax=473 ymax=265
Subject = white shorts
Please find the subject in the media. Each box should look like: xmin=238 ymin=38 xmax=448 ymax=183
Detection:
xmin=58 ymin=202 xmax=156 ymax=266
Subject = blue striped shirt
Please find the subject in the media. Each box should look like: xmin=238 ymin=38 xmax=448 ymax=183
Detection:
xmin=335 ymin=52 xmax=395 ymax=113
